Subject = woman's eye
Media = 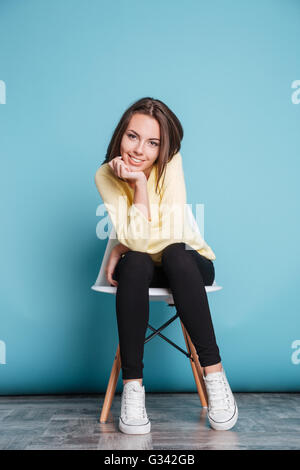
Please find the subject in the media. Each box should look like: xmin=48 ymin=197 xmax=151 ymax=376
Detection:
xmin=128 ymin=133 xmax=158 ymax=147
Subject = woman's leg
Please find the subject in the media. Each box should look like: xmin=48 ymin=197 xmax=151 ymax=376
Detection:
xmin=161 ymin=242 xmax=222 ymax=370
xmin=112 ymin=250 xmax=155 ymax=383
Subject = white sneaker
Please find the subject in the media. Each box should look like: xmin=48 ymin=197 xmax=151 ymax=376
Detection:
xmin=203 ymin=368 xmax=238 ymax=431
xmin=119 ymin=381 xmax=151 ymax=435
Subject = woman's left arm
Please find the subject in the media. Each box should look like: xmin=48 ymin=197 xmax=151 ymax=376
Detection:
xmin=160 ymin=153 xmax=213 ymax=252
xmin=159 ymin=153 xmax=187 ymax=242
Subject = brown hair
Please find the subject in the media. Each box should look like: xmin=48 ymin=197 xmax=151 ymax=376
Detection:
xmin=101 ymin=97 xmax=184 ymax=197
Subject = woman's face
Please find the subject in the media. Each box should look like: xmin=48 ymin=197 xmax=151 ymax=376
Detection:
xmin=120 ymin=113 xmax=160 ymax=179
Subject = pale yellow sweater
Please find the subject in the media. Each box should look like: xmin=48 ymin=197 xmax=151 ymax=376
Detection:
xmin=94 ymin=152 xmax=216 ymax=266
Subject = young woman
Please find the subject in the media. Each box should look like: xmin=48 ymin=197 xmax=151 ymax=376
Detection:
xmin=95 ymin=97 xmax=238 ymax=435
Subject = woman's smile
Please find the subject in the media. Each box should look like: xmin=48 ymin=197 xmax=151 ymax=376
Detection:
xmin=128 ymin=154 xmax=145 ymax=166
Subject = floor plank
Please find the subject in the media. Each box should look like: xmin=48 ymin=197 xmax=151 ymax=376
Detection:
xmin=0 ymin=393 xmax=299 ymax=450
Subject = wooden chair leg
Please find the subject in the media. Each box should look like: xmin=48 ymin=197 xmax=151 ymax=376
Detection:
xmin=180 ymin=321 xmax=208 ymax=408
xmin=100 ymin=343 xmax=121 ymax=423
xmin=185 ymin=328 xmax=208 ymax=408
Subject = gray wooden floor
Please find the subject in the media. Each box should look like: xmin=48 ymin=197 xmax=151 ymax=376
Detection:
xmin=0 ymin=393 xmax=299 ymax=450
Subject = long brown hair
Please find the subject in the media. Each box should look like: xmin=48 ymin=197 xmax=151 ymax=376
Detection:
xmin=101 ymin=97 xmax=184 ymax=197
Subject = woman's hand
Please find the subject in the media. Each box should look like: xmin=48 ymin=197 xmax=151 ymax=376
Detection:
xmin=108 ymin=156 xmax=146 ymax=186
xmin=105 ymin=245 xmax=123 ymax=287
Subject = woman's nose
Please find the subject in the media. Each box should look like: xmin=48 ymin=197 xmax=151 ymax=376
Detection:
xmin=134 ymin=142 xmax=144 ymax=154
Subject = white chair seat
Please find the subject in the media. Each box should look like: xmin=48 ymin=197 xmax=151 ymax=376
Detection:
xmin=91 ymin=283 xmax=222 ymax=304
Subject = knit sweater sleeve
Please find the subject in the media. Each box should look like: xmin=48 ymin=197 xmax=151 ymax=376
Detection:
xmin=158 ymin=152 xmax=187 ymax=243
xmin=95 ymin=164 xmax=150 ymax=252
xmin=159 ymin=153 xmax=216 ymax=256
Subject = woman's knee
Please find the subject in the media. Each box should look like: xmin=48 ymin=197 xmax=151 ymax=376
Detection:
xmin=117 ymin=250 xmax=154 ymax=280
xmin=162 ymin=243 xmax=215 ymax=286
xmin=162 ymin=243 xmax=186 ymax=264
xmin=162 ymin=243 xmax=198 ymax=275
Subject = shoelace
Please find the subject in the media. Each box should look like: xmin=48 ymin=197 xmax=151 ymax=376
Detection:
xmin=122 ymin=389 xmax=146 ymax=420
xmin=205 ymin=376 xmax=232 ymax=411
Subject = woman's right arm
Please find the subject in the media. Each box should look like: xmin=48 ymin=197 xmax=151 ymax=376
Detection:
xmin=108 ymin=156 xmax=151 ymax=222
xmin=116 ymin=242 xmax=131 ymax=255
xmin=105 ymin=242 xmax=129 ymax=286
xmin=133 ymin=178 xmax=152 ymax=222
xmin=94 ymin=165 xmax=151 ymax=252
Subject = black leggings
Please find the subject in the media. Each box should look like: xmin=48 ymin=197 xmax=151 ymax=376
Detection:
xmin=112 ymin=242 xmax=221 ymax=380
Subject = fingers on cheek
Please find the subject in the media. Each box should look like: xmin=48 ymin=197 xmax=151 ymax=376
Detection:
xmin=121 ymin=163 xmax=128 ymax=174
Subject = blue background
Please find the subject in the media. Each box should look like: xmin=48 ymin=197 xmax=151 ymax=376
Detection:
xmin=0 ymin=0 xmax=300 ymax=394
